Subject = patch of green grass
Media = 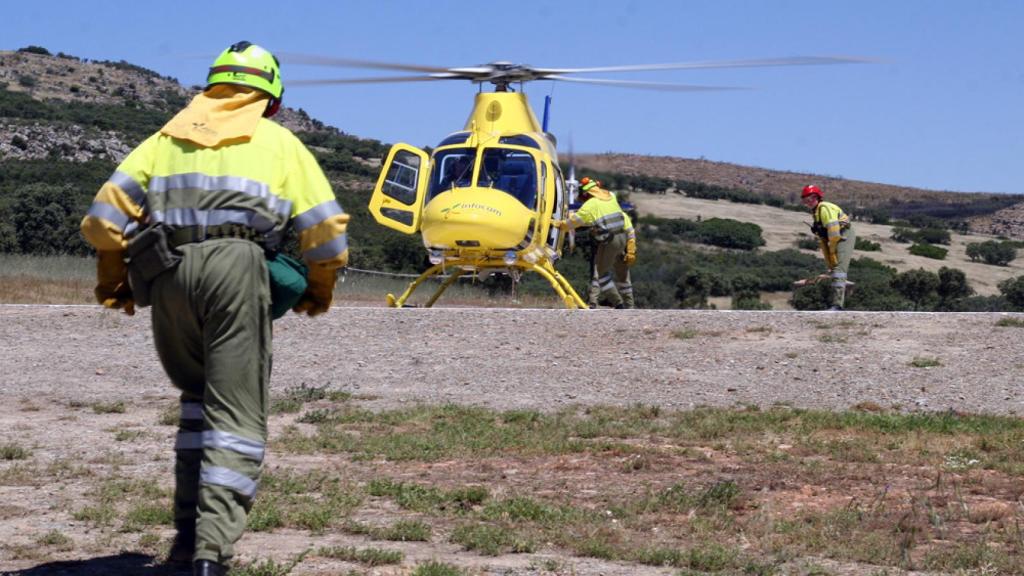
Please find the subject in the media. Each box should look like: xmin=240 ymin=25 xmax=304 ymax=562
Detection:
xmin=157 ymin=405 xmax=179 ymax=426
xmin=247 ymin=496 xmax=284 ymax=532
xmin=450 ymin=523 xmax=535 ymax=555
xmin=995 ymin=317 xmax=1024 ymax=328
xmin=0 ymin=443 xmax=31 ymax=460
xmin=91 ymin=401 xmax=126 ymax=414
xmin=345 ymin=519 xmax=433 ymax=541
xmin=123 ymin=503 xmax=174 ymax=531
xmin=114 ymin=429 xmax=144 ymax=442
xmin=316 ymin=545 xmax=403 ymax=566
xmin=232 ymin=552 xmax=308 ymax=576
xmin=673 ymin=328 xmax=698 ymax=339
xmin=271 ymin=384 xmax=350 ymax=414
xmin=411 ymin=561 xmax=466 ymax=576
xmin=909 ymin=356 xmax=942 ymax=368
xmin=36 ymin=530 xmax=73 ymax=550
xmin=367 ymin=478 xmax=487 ymax=513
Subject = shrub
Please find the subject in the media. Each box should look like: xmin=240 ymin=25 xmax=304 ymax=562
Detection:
xmin=695 ymin=218 xmax=765 ymax=250
xmin=909 ymin=243 xmax=947 ymax=260
xmin=936 ymin=267 xmax=974 ymax=311
xmin=892 ymin=268 xmax=940 ymax=311
xmin=998 ymin=276 xmax=1024 ymax=310
xmin=854 ymin=238 xmax=881 ymax=251
xmin=795 ymin=237 xmax=819 ymax=250
xmin=18 ymin=45 xmax=51 ymax=56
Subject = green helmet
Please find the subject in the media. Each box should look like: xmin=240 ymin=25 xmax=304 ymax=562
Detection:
xmin=207 ymin=41 xmax=283 ymax=100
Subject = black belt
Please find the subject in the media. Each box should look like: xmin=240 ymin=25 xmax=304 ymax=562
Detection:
xmin=168 ymin=224 xmax=260 ymax=248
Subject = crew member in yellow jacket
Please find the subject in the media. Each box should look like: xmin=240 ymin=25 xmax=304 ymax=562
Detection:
xmin=80 ymin=42 xmax=348 ymax=576
xmin=556 ymin=177 xmax=636 ymax=308
xmin=801 ymin=184 xmax=855 ymax=311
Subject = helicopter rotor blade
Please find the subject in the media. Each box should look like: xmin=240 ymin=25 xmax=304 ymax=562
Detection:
xmin=277 ymin=53 xmax=455 ymax=74
xmin=544 ymin=75 xmax=747 ymax=92
xmin=534 ymin=55 xmax=875 ymax=76
xmin=289 ymin=74 xmax=469 ymax=86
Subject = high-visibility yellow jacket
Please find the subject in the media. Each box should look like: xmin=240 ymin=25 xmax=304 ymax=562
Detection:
xmin=81 ymin=97 xmax=348 ymax=272
xmin=568 ymin=192 xmax=635 ymax=242
xmin=813 ymin=201 xmax=850 ymax=268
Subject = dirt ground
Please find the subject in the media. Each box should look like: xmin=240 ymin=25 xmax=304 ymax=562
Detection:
xmin=1 ymin=305 xmax=1023 ymax=575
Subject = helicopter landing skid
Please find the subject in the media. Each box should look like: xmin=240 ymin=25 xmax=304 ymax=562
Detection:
xmin=385 ymin=258 xmax=587 ymax=309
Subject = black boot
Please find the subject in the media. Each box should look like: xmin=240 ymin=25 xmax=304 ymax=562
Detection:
xmin=193 ymin=560 xmax=228 ymax=576
xmin=167 ymin=521 xmax=195 ymax=566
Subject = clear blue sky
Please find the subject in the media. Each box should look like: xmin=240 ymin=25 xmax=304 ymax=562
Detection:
xmin=5 ymin=1 xmax=1023 ymax=194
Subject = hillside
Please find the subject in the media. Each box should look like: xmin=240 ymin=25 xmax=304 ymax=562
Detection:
xmin=578 ymin=153 xmax=1024 ymax=238
xmin=3 ymin=46 xmax=1024 ymax=312
xmin=630 ymin=192 xmax=1024 ymax=297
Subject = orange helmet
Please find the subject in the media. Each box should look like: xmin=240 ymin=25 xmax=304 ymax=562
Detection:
xmin=801 ymin=184 xmax=823 ymax=199
xmin=579 ymin=176 xmax=598 ymax=192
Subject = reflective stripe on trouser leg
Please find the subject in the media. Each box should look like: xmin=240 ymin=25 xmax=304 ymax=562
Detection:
xmin=613 ymin=250 xmax=634 ymax=309
xmin=594 ymin=234 xmax=626 ymax=307
xmin=152 ymin=239 xmax=272 ymax=565
xmin=832 ymin=227 xmax=855 ymax=308
xmin=174 ymin=397 xmax=204 ymax=524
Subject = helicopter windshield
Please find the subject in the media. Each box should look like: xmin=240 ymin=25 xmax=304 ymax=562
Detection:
xmin=429 ymin=148 xmax=476 ymax=199
xmin=479 ymin=148 xmax=537 ymax=209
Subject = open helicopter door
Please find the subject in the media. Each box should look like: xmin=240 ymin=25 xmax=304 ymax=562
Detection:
xmin=370 ymin=144 xmax=431 ymax=234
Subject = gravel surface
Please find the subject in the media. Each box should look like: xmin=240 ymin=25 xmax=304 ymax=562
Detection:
xmin=2 ymin=305 xmax=1022 ymax=416
xmin=2 ymin=304 xmax=1023 ymax=575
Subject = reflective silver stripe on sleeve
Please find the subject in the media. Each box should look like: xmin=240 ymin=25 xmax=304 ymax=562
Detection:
xmin=200 ymin=465 xmax=257 ymax=498
xmin=832 ymin=272 xmax=847 ymax=279
xmin=148 ymin=173 xmax=292 ymax=219
xmin=303 ymin=234 xmax=348 ymax=262
xmin=293 ymin=200 xmax=345 ymax=232
xmin=86 ymin=202 xmax=131 ymax=231
xmin=175 ymin=432 xmax=203 ymax=451
xmin=832 ymin=282 xmax=846 ymax=287
xmin=180 ymin=402 xmax=204 ymax=421
xmin=109 ymin=171 xmax=147 ymax=207
xmin=202 ymin=430 xmax=265 ymax=461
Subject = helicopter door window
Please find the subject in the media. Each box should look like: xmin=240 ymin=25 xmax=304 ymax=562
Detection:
xmin=381 ymin=150 xmax=422 ymax=206
xmin=429 ymin=148 xmax=475 ymax=199
xmin=479 ymin=149 xmax=537 ymax=209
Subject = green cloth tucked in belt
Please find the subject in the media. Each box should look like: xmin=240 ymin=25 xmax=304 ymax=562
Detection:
xmin=266 ymin=253 xmax=307 ymax=320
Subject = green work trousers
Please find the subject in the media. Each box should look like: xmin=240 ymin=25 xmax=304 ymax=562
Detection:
xmin=592 ymin=233 xmax=634 ymax=309
xmin=832 ymin=226 xmax=856 ymax=308
xmin=150 ymin=238 xmax=272 ymax=565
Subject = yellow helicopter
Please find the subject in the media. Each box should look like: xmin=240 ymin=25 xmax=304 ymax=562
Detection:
xmin=286 ymin=55 xmax=869 ymax=308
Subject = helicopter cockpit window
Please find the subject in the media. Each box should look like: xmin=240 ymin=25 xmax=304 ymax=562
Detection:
xmin=381 ymin=150 xmax=422 ymax=206
xmin=429 ymin=148 xmax=476 ymax=199
xmin=436 ymin=132 xmax=470 ymax=147
xmin=479 ymin=148 xmax=537 ymax=209
xmin=497 ymin=135 xmax=540 ymax=149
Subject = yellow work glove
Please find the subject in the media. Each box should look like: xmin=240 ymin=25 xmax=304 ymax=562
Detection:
xmin=94 ymin=250 xmax=135 ymax=316
xmin=293 ymin=264 xmax=337 ymax=317
xmin=624 ymin=237 xmax=637 ymax=267
xmin=552 ymin=219 xmax=570 ymax=231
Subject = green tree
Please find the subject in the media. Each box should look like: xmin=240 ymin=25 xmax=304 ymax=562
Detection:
xmin=675 ymin=270 xmax=711 ymax=309
xmin=936 ymin=266 xmax=973 ymax=311
xmin=998 ymin=275 xmax=1024 ymax=310
xmin=892 ymin=268 xmax=940 ymax=311
xmin=966 ymin=240 xmax=1017 ymax=266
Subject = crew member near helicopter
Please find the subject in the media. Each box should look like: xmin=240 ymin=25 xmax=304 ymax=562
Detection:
xmin=80 ymin=41 xmax=349 ymax=576
xmin=801 ymin=184 xmax=854 ymax=311
xmin=555 ymin=177 xmax=636 ymax=308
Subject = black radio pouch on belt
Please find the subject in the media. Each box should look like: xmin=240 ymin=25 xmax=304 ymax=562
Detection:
xmin=126 ymin=224 xmax=182 ymax=308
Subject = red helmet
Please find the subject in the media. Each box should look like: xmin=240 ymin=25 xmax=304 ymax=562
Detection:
xmin=801 ymin=184 xmax=823 ymax=199
xmin=579 ymin=176 xmax=598 ymax=192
